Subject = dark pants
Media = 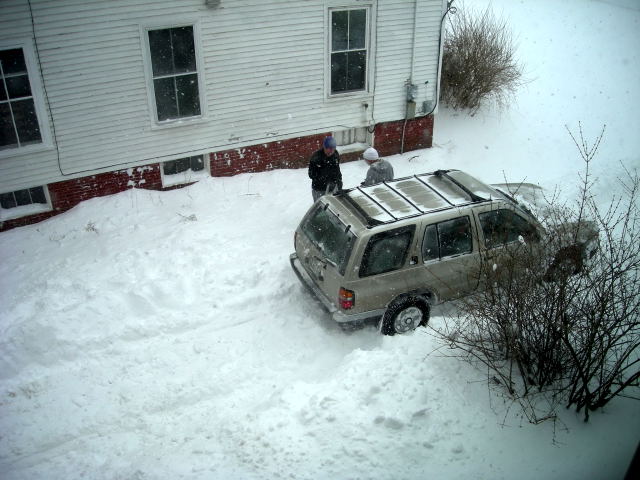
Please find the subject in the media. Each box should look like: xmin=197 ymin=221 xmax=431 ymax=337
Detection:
xmin=312 ymin=189 xmax=324 ymax=202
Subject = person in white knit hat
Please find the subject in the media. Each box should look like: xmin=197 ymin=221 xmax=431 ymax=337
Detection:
xmin=361 ymin=147 xmax=394 ymax=186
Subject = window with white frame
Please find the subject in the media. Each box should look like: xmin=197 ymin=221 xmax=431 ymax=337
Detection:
xmin=0 ymin=48 xmax=43 ymax=150
xmin=0 ymin=185 xmax=51 ymax=220
xmin=163 ymin=154 xmax=204 ymax=176
xmin=330 ymin=8 xmax=369 ymax=95
xmin=146 ymin=25 xmax=202 ymax=123
xmin=161 ymin=154 xmax=208 ymax=187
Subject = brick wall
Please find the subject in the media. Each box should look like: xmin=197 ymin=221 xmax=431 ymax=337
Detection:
xmin=210 ymin=132 xmax=329 ymax=176
xmin=1 ymin=115 xmax=433 ymax=231
xmin=1 ymin=166 xmax=162 ymax=231
xmin=374 ymin=115 xmax=434 ymax=157
xmin=48 ymin=165 xmax=162 ymax=212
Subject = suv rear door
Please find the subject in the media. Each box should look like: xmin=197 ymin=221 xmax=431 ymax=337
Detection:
xmin=343 ymin=225 xmax=415 ymax=316
xmin=405 ymin=213 xmax=482 ymax=302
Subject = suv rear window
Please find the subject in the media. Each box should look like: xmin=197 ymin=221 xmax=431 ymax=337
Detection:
xmin=360 ymin=225 xmax=415 ymax=277
xmin=301 ymin=204 xmax=355 ymax=274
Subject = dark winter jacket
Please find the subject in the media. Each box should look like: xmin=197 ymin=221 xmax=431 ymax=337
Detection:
xmin=308 ymin=148 xmax=343 ymax=192
xmin=362 ymin=159 xmax=394 ymax=186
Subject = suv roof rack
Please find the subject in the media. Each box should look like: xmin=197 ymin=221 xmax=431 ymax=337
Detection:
xmin=433 ymin=169 xmax=486 ymax=202
xmin=338 ymin=169 xmax=491 ymax=228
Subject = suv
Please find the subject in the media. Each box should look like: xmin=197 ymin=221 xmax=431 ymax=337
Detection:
xmin=290 ymin=170 xmax=589 ymax=335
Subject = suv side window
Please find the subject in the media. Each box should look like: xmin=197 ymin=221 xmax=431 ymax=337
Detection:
xmin=422 ymin=216 xmax=473 ymax=261
xmin=479 ymin=209 xmax=538 ymax=248
xmin=360 ymin=225 xmax=415 ymax=277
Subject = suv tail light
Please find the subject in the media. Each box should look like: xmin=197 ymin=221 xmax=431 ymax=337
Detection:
xmin=339 ymin=287 xmax=355 ymax=310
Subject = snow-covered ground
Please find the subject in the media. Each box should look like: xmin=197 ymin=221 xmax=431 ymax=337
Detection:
xmin=1 ymin=1 xmax=639 ymax=479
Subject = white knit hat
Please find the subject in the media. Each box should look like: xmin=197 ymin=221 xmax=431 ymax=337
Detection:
xmin=363 ymin=147 xmax=379 ymax=161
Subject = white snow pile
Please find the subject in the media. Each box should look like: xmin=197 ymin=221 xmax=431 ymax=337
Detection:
xmin=1 ymin=0 xmax=639 ymax=479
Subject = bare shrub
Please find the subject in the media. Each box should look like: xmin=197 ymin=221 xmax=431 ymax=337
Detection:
xmin=441 ymin=4 xmax=524 ymax=113
xmin=437 ymin=126 xmax=640 ymax=422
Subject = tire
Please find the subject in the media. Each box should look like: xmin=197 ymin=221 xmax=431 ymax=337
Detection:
xmin=380 ymin=298 xmax=430 ymax=336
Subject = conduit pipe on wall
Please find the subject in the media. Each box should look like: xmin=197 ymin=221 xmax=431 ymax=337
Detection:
xmin=401 ymin=0 xmax=456 ymax=153
xmin=401 ymin=0 xmax=421 ymax=153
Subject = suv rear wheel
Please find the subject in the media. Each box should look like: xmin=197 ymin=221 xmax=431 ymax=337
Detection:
xmin=380 ymin=298 xmax=430 ymax=335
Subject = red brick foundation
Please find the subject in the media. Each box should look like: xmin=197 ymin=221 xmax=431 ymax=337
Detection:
xmin=1 ymin=166 xmax=162 ymax=231
xmin=374 ymin=115 xmax=434 ymax=157
xmin=210 ymin=132 xmax=329 ymax=176
xmin=1 ymin=115 xmax=434 ymax=231
xmin=48 ymin=165 xmax=163 ymax=212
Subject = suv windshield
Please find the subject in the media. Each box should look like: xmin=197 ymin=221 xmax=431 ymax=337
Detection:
xmin=301 ymin=204 xmax=355 ymax=274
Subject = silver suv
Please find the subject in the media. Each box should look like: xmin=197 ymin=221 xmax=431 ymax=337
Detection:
xmin=291 ymin=170 xmax=566 ymax=335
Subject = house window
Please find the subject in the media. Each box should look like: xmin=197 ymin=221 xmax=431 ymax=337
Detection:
xmin=0 ymin=185 xmax=51 ymax=221
xmin=161 ymin=154 xmax=209 ymax=187
xmin=147 ymin=25 xmax=201 ymax=122
xmin=0 ymin=48 xmax=43 ymax=150
xmin=0 ymin=186 xmax=46 ymax=209
xmin=163 ymin=154 xmax=204 ymax=176
xmin=330 ymin=8 xmax=369 ymax=94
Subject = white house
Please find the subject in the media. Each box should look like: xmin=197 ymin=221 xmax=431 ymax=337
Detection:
xmin=0 ymin=0 xmax=448 ymax=230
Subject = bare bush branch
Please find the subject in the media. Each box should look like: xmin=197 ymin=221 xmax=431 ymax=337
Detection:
xmin=441 ymin=4 xmax=524 ymax=113
xmin=435 ymin=127 xmax=640 ymax=423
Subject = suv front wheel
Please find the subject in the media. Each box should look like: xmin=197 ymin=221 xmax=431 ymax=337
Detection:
xmin=380 ymin=298 xmax=430 ymax=335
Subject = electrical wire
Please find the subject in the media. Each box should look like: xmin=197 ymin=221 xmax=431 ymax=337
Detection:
xmin=27 ymin=0 xmax=65 ymax=176
xmin=425 ymin=0 xmax=457 ymax=117
xmin=367 ymin=4 xmax=380 ymax=135
xmin=401 ymin=0 xmax=456 ymax=153
xmin=27 ymin=1 xmax=357 ymax=178
xmin=28 ymin=0 xmax=188 ymax=177
xmin=27 ymin=1 xmax=446 ymax=177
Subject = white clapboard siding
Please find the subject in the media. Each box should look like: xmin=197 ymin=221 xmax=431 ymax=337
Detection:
xmin=372 ymin=0 xmax=416 ymax=121
xmin=374 ymin=0 xmax=444 ymax=121
xmin=412 ymin=0 xmax=445 ymax=110
xmin=0 ymin=0 xmax=444 ymax=191
xmin=0 ymin=0 xmax=63 ymax=190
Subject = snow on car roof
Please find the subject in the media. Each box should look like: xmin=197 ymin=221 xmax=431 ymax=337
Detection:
xmin=342 ymin=170 xmax=487 ymax=226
